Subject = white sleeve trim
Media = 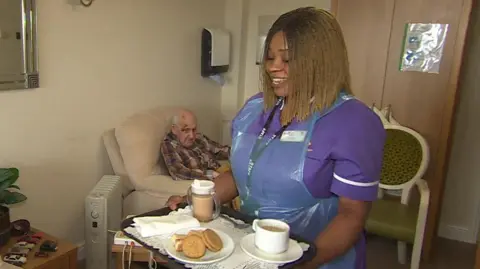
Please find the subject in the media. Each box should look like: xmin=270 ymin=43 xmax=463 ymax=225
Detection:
xmin=333 ymin=173 xmax=379 ymax=187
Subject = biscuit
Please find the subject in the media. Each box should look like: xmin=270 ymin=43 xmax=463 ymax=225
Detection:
xmin=182 ymin=235 xmax=206 ymax=259
xmin=174 ymin=239 xmax=183 ymax=251
xmin=201 ymin=229 xmax=223 ymax=252
xmin=171 ymin=234 xmax=187 ymax=243
xmin=187 ymin=230 xmax=203 ymax=237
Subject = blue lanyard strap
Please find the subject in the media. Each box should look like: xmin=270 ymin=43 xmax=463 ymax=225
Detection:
xmin=247 ymin=98 xmax=291 ymax=187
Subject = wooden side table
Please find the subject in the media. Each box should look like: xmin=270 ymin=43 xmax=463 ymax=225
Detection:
xmin=0 ymin=229 xmax=77 ymax=269
xmin=111 ymin=244 xmax=166 ymax=269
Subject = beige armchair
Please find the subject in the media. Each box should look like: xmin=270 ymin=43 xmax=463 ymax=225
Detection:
xmin=102 ymin=107 xmax=192 ymax=217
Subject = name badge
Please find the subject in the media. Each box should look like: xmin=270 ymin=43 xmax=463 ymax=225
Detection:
xmin=280 ymin=131 xmax=307 ymax=142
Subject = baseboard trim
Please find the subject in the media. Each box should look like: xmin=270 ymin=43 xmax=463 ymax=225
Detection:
xmin=438 ymin=224 xmax=476 ymax=244
xmin=77 ymin=241 xmax=85 ymax=261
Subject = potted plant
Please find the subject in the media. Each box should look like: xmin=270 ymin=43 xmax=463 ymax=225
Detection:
xmin=0 ymin=168 xmax=27 ymax=246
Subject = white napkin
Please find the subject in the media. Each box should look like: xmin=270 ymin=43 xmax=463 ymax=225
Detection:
xmin=133 ymin=214 xmax=200 ymax=237
xmin=0 ymin=260 xmax=22 ymax=268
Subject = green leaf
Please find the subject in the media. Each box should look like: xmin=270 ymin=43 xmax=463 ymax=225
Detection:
xmin=0 ymin=190 xmax=27 ymax=205
xmin=0 ymin=168 xmax=19 ymax=192
xmin=0 ymin=168 xmax=26 ymax=205
xmin=8 ymin=185 xmax=20 ymax=190
xmin=0 ymin=168 xmax=19 ymax=184
xmin=0 ymin=177 xmax=17 ymax=192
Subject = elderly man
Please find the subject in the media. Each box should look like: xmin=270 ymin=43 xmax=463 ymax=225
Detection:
xmin=160 ymin=109 xmax=230 ymax=181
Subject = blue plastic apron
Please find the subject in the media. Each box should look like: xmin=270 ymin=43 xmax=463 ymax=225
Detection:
xmin=230 ymin=92 xmax=357 ymax=269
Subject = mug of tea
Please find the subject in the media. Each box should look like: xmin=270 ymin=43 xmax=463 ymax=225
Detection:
xmin=252 ymin=219 xmax=290 ymax=254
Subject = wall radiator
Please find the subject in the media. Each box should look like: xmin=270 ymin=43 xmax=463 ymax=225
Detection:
xmin=85 ymin=175 xmax=123 ymax=269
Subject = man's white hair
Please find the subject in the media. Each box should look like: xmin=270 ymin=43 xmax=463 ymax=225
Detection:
xmin=171 ymin=115 xmax=179 ymax=126
xmin=171 ymin=109 xmax=196 ymax=126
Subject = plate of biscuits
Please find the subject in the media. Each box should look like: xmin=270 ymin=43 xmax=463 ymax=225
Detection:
xmin=164 ymin=227 xmax=235 ymax=265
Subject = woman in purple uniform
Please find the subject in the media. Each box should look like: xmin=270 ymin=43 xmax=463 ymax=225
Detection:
xmin=168 ymin=7 xmax=385 ymax=269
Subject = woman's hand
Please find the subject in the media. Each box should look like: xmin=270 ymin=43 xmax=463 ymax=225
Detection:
xmin=309 ymin=197 xmax=371 ymax=266
xmin=166 ymin=171 xmax=239 ymax=210
xmin=165 ymin=195 xmax=186 ymax=210
xmin=209 ymin=170 xmax=239 ymax=204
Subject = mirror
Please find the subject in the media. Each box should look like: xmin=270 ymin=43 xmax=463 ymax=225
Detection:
xmin=0 ymin=0 xmax=38 ymax=90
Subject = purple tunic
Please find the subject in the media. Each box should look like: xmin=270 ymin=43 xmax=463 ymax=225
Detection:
xmin=242 ymin=93 xmax=385 ymax=268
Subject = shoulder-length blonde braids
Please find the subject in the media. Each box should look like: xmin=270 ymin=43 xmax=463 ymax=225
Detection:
xmin=261 ymin=7 xmax=352 ymax=126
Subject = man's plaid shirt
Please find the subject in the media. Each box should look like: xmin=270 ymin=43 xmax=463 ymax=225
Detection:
xmin=160 ymin=132 xmax=230 ymax=180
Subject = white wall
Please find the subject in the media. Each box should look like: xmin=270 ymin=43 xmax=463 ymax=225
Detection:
xmin=220 ymin=0 xmax=249 ymax=145
xmin=0 ymin=0 xmax=225 ymax=245
xmin=438 ymin=2 xmax=480 ymax=244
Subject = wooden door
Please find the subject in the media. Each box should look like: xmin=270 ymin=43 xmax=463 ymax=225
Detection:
xmin=334 ymin=0 xmax=473 ymax=261
xmin=476 ymin=223 xmax=480 ymax=269
xmin=476 ymin=241 xmax=480 ymax=269
xmin=475 ymin=241 xmax=480 ymax=269
xmin=380 ymin=0 xmax=472 ymax=260
xmin=334 ymin=0 xmax=394 ymax=107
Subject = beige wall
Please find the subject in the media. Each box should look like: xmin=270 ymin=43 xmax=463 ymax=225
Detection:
xmin=438 ymin=2 xmax=480 ymax=244
xmin=0 ymin=0 xmax=225 ymax=245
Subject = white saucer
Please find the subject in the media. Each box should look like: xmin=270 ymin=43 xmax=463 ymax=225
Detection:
xmin=164 ymin=227 xmax=235 ymax=265
xmin=240 ymin=233 xmax=303 ymax=264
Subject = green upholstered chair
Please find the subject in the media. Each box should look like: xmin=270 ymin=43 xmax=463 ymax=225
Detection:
xmin=367 ymin=107 xmax=430 ymax=269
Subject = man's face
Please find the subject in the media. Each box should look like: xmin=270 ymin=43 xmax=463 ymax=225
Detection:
xmin=172 ymin=115 xmax=197 ymax=148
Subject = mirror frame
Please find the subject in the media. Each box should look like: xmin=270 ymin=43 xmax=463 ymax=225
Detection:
xmin=0 ymin=0 xmax=39 ymax=91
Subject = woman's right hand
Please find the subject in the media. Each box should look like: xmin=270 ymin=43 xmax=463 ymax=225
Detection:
xmin=166 ymin=195 xmax=186 ymax=210
xmin=166 ymin=171 xmax=238 ymax=211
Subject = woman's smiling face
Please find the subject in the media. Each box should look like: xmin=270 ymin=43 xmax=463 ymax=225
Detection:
xmin=265 ymin=31 xmax=290 ymax=97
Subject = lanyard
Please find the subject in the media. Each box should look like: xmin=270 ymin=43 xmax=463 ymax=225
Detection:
xmin=247 ymin=98 xmax=291 ymax=180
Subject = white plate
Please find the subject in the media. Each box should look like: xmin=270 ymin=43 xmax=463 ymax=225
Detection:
xmin=164 ymin=227 xmax=235 ymax=265
xmin=240 ymin=233 xmax=303 ymax=264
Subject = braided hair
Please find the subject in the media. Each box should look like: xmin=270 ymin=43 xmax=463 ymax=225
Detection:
xmin=261 ymin=7 xmax=352 ymax=126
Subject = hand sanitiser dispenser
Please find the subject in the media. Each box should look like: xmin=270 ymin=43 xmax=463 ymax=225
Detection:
xmin=201 ymin=28 xmax=230 ymax=78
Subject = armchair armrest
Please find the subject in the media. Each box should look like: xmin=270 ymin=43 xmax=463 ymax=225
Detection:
xmin=133 ymin=174 xmax=191 ymax=197
xmin=413 ymin=178 xmax=430 ymax=252
xmin=415 ymin=178 xmax=430 ymax=209
xmin=401 ymin=177 xmax=430 ymax=206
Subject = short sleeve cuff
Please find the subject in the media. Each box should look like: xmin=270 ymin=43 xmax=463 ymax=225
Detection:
xmin=331 ymin=173 xmax=379 ymax=201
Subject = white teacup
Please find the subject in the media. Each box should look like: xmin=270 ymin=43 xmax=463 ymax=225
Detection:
xmin=252 ymin=219 xmax=290 ymax=254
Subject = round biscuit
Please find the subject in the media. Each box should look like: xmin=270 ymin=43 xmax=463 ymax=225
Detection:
xmin=182 ymin=235 xmax=206 ymax=259
xmin=201 ymin=231 xmax=216 ymax=252
xmin=202 ymin=229 xmax=223 ymax=252
xmin=188 ymin=230 xmax=203 ymax=237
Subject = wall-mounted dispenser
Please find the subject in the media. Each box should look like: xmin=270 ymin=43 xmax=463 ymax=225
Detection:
xmin=201 ymin=28 xmax=230 ymax=79
xmin=256 ymin=35 xmax=267 ymax=65
xmin=256 ymin=15 xmax=278 ymax=65
xmin=66 ymin=0 xmax=95 ymax=7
